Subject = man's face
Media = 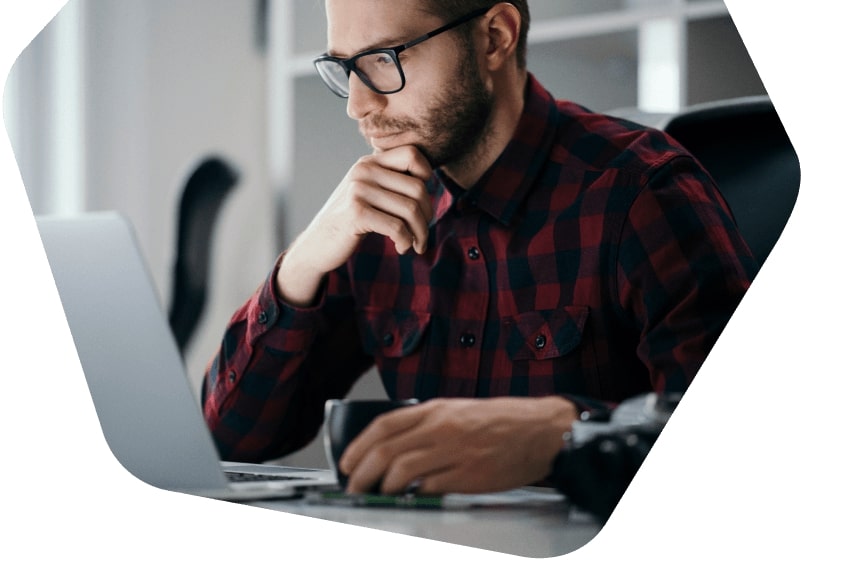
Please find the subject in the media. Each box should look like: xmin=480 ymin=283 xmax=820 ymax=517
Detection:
xmin=325 ymin=0 xmax=494 ymax=168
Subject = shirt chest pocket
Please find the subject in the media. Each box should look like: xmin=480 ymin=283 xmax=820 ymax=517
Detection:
xmin=357 ymin=307 xmax=432 ymax=358
xmin=502 ymin=306 xmax=589 ymax=361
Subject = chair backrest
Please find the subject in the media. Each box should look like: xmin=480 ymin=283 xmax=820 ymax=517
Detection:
xmin=168 ymin=156 xmax=239 ymax=353
xmin=612 ymin=96 xmax=800 ymax=271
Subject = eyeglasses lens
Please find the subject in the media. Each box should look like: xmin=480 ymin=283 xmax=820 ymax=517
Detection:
xmin=315 ymin=60 xmax=351 ymax=97
xmin=353 ymin=52 xmax=403 ymax=93
xmin=315 ymin=51 xmax=403 ymax=98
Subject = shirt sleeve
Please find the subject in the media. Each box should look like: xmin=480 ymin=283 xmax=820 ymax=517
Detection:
xmin=615 ymin=154 xmax=758 ymax=396
xmin=201 ymin=253 xmax=373 ymax=462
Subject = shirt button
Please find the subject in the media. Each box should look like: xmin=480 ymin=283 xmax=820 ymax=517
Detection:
xmin=383 ymin=333 xmax=395 ymax=347
xmin=467 ymin=247 xmax=480 ymax=260
xmin=257 ymin=311 xmax=268 ymax=324
xmin=535 ymin=334 xmax=547 ymax=350
xmin=228 ymin=370 xmax=236 ymax=383
xmin=460 ymin=333 xmax=476 ymax=348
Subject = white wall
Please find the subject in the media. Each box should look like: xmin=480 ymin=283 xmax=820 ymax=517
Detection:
xmin=8 ymin=0 xmax=276 ymax=399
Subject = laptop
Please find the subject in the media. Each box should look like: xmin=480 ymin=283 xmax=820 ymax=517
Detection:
xmin=36 ymin=211 xmax=338 ymax=501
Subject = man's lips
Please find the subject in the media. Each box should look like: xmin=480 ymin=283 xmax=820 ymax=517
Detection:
xmin=364 ymin=131 xmax=401 ymax=140
xmin=364 ymin=131 xmax=406 ymax=149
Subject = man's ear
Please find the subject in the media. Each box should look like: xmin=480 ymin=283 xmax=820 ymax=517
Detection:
xmin=480 ymin=2 xmax=522 ymax=71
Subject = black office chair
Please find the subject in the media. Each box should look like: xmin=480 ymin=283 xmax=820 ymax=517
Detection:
xmin=614 ymin=96 xmax=800 ymax=271
xmin=553 ymin=97 xmax=800 ymax=521
xmin=168 ymin=156 xmax=240 ymax=353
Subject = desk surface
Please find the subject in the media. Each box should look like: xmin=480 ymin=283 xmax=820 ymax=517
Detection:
xmin=250 ymin=485 xmax=602 ymax=558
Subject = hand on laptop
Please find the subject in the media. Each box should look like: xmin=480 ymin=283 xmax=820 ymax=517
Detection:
xmin=337 ymin=396 xmax=578 ymax=495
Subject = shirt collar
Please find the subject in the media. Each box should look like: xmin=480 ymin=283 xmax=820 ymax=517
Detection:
xmin=431 ymin=74 xmax=560 ymax=226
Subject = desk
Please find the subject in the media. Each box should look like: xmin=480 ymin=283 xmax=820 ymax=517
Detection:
xmin=249 ymin=481 xmax=602 ymax=558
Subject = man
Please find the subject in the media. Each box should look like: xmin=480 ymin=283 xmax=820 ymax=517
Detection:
xmin=201 ymin=0 xmax=756 ymax=498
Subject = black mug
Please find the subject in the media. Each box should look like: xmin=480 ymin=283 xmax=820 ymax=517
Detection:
xmin=323 ymin=398 xmax=419 ymax=491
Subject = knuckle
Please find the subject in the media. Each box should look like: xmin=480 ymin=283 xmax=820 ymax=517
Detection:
xmin=349 ymin=201 xmax=368 ymax=220
xmin=369 ymin=415 xmax=388 ymax=434
xmin=370 ymin=444 xmax=394 ymax=466
xmin=414 ymin=179 xmax=429 ymax=198
xmin=389 ymin=220 xmax=408 ymax=237
xmin=349 ymin=158 xmax=375 ymax=180
xmin=355 ymin=154 xmax=374 ymax=167
xmin=425 ymin=398 xmax=446 ymax=411
xmin=352 ymin=183 xmax=375 ymax=204
xmin=385 ymin=459 xmax=416 ymax=489
xmin=401 ymin=196 xmax=419 ymax=217
xmin=418 ymin=478 xmax=437 ymax=495
xmin=400 ymin=145 xmax=417 ymax=162
xmin=403 ymin=147 xmax=425 ymax=171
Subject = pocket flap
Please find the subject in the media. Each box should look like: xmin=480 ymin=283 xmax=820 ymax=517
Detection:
xmin=503 ymin=306 xmax=589 ymax=361
xmin=358 ymin=307 xmax=431 ymax=358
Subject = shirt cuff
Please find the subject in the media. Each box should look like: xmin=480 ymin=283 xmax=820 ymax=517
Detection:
xmin=244 ymin=252 xmax=328 ymax=351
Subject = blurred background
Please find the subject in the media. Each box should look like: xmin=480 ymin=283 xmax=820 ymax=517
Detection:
xmin=3 ymin=0 xmax=765 ymax=467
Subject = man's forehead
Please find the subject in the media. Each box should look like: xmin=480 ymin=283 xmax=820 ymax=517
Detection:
xmin=324 ymin=0 xmax=439 ymax=56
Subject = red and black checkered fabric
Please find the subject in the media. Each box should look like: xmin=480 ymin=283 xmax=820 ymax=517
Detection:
xmin=202 ymin=75 xmax=756 ymax=462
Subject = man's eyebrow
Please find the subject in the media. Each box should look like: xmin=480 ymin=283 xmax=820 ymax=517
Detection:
xmin=326 ymin=33 xmax=415 ymax=58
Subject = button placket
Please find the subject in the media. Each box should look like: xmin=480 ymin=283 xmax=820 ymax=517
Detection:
xmin=437 ymin=218 xmax=488 ymax=397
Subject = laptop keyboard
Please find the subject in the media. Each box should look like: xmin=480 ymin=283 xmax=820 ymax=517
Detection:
xmin=226 ymin=471 xmax=306 ymax=483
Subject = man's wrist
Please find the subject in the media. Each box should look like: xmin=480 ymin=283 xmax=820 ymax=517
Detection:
xmin=275 ymin=248 xmax=326 ymax=307
xmin=536 ymin=396 xmax=579 ymax=478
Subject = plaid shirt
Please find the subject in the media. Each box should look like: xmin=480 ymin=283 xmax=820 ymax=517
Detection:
xmin=202 ymin=75 xmax=757 ymax=462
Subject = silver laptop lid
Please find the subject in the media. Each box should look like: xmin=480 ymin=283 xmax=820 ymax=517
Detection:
xmin=37 ymin=212 xmax=232 ymax=493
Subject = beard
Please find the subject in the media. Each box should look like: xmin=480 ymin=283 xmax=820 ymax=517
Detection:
xmin=361 ymin=47 xmax=494 ymax=170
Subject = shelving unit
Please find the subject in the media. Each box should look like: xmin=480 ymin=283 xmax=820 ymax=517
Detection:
xmin=267 ymin=0 xmax=766 ymax=247
xmin=275 ymin=1 xmax=748 ymax=108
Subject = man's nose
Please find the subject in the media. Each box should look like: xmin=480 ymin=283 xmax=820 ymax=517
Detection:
xmin=346 ymin=73 xmax=385 ymax=120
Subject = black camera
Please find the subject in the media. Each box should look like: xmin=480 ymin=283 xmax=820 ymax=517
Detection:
xmin=550 ymin=392 xmax=681 ymax=521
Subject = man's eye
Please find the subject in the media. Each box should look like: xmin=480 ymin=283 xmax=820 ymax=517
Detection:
xmin=371 ymin=53 xmax=395 ymax=66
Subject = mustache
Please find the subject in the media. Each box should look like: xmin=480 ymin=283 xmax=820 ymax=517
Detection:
xmin=360 ymin=115 xmax=419 ymax=134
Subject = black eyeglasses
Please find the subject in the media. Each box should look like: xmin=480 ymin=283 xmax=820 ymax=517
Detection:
xmin=313 ymin=6 xmax=490 ymax=98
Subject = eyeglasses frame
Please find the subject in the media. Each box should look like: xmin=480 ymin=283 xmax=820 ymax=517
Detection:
xmin=313 ymin=6 xmax=491 ymax=98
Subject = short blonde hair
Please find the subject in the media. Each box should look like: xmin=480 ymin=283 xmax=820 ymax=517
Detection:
xmin=423 ymin=1 xmax=530 ymax=69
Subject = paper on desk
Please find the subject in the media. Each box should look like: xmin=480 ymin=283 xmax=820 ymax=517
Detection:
xmin=442 ymin=488 xmax=566 ymax=508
